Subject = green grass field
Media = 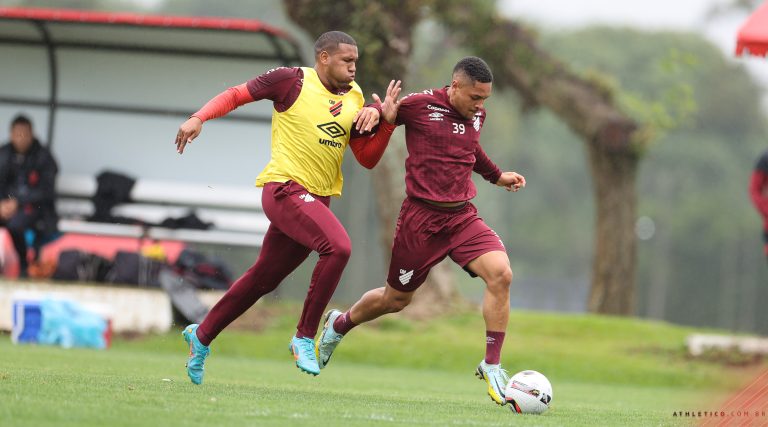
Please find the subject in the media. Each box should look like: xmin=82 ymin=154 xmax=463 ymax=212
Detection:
xmin=1 ymin=305 xmax=763 ymax=426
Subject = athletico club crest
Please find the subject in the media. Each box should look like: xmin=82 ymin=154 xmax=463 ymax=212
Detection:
xmin=329 ymin=100 xmax=343 ymax=117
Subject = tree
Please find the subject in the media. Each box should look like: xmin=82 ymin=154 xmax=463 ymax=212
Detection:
xmin=543 ymin=28 xmax=767 ymax=332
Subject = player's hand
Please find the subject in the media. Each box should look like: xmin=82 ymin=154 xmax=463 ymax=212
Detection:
xmin=175 ymin=117 xmax=203 ymax=154
xmin=497 ymin=171 xmax=526 ymax=192
xmin=373 ymin=79 xmax=402 ymax=124
xmin=353 ymin=107 xmax=380 ymax=133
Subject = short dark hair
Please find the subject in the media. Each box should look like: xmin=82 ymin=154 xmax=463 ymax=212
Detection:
xmin=453 ymin=56 xmax=493 ymax=84
xmin=314 ymin=31 xmax=357 ymax=57
xmin=11 ymin=114 xmax=32 ymax=129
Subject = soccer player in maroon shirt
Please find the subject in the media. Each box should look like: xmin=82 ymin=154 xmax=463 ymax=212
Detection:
xmin=316 ymin=57 xmax=526 ymax=406
xmin=174 ymin=31 xmax=400 ymax=384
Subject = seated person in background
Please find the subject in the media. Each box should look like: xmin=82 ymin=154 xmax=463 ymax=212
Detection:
xmin=0 ymin=115 xmax=59 ymax=277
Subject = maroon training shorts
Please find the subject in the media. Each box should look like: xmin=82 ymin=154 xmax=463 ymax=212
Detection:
xmin=386 ymin=197 xmax=506 ymax=292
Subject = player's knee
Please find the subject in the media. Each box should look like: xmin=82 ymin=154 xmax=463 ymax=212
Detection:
xmin=487 ymin=265 xmax=513 ymax=291
xmin=323 ymin=235 xmax=351 ymax=260
xmin=501 ymin=266 xmax=513 ymax=286
xmin=333 ymin=236 xmax=352 ymax=260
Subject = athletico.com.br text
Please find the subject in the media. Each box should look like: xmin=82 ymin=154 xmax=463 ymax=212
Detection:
xmin=672 ymin=410 xmax=767 ymax=418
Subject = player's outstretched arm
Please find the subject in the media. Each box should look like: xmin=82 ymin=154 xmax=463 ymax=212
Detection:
xmin=496 ymin=171 xmax=526 ymax=192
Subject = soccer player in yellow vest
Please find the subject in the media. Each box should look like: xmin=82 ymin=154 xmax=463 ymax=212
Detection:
xmin=174 ymin=31 xmax=401 ymax=383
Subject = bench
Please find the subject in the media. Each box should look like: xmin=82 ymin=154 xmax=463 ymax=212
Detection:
xmin=54 ymin=174 xmax=269 ymax=248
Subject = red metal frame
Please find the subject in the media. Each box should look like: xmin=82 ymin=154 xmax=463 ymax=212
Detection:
xmin=0 ymin=6 xmax=293 ymax=39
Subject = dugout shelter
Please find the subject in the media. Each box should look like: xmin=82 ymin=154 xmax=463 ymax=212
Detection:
xmin=0 ymin=6 xmax=303 ymax=191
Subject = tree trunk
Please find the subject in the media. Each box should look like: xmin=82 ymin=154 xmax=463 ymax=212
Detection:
xmin=586 ymin=145 xmax=638 ymax=314
xmin=369 ymin=142 xmax=404 ymax=264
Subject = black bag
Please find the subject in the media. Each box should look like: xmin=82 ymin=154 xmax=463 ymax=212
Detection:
xmin=159 ymin=211 xmax=212 ymax=230
xmin=88 ymin=170 xmax=140 ymax=224
xmin=52 ymin=250 xmax=112 ymax=283
xmin=174 ymin=249 xmax=234 ymax=290
xmin=106 ymin=250 xmax=163 ymax=287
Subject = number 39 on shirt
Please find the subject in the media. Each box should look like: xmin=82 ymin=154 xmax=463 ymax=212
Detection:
xmin=452 ymin=123 xmax=465 ymax=134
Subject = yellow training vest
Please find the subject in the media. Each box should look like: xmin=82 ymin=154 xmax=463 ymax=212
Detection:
xmin=255 ymin=67 xmax=364 ymax=197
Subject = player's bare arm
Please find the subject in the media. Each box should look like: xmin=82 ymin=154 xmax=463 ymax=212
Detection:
xmin=496 ymin=171 xmax=526 ymax=192
xmin=175 ymin=116 xmax=203 ymax=154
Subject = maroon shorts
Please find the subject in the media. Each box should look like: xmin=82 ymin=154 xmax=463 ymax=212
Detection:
xmin=386 ymin=197 xmax=506 ymax=292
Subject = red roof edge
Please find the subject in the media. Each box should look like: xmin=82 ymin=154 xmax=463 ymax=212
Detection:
xmin=0 ymin=6 xmax=294 ymax=41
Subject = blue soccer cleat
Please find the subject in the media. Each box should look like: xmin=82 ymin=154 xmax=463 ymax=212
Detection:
xmin=315 ymin=309 xmax=345 ymax=369
xmin=289 ymin=335 xmax=320 ymax=376
xmin=183 ymin=324 xmax=210 ymax=385
xmin=475 ymin=360 xmax=510 ymax=405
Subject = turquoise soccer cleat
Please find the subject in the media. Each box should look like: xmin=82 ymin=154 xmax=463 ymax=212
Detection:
xmin=475 ymin=360 xmax=510 ymax=405
xmin=315 ymin=309 xmax=345 ymax=369
xmin=289 ymin=335 xmax=320 ymax=376
xmin=182 ymin=324 xmax=210 ymax=385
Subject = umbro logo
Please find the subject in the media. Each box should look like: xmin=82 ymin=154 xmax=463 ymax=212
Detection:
xmin=398 ymin=269 xmax=414 ymax=285
xmin=317 ymin=121 xmax=347 ymax=139
xmin=486 ymin=336 xmax=496 ymax=344
xmin=329 ymin=100 xmax=343 ymax=117
xmin=428 ymin=112 xmax=444 ymax=122
xmin=299 ymin=193 xmax=315 ymax=203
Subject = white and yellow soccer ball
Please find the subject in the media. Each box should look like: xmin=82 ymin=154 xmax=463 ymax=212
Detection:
xmin=504 ymin=370 xmax=553 ymax=414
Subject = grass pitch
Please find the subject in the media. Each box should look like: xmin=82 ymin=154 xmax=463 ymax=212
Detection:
xmin=0 ymin=306 xmax=761 ymax=426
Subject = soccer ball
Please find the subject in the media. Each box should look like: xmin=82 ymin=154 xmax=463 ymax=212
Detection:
xmin=504 ymin=370 xmax=553 ymax=414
